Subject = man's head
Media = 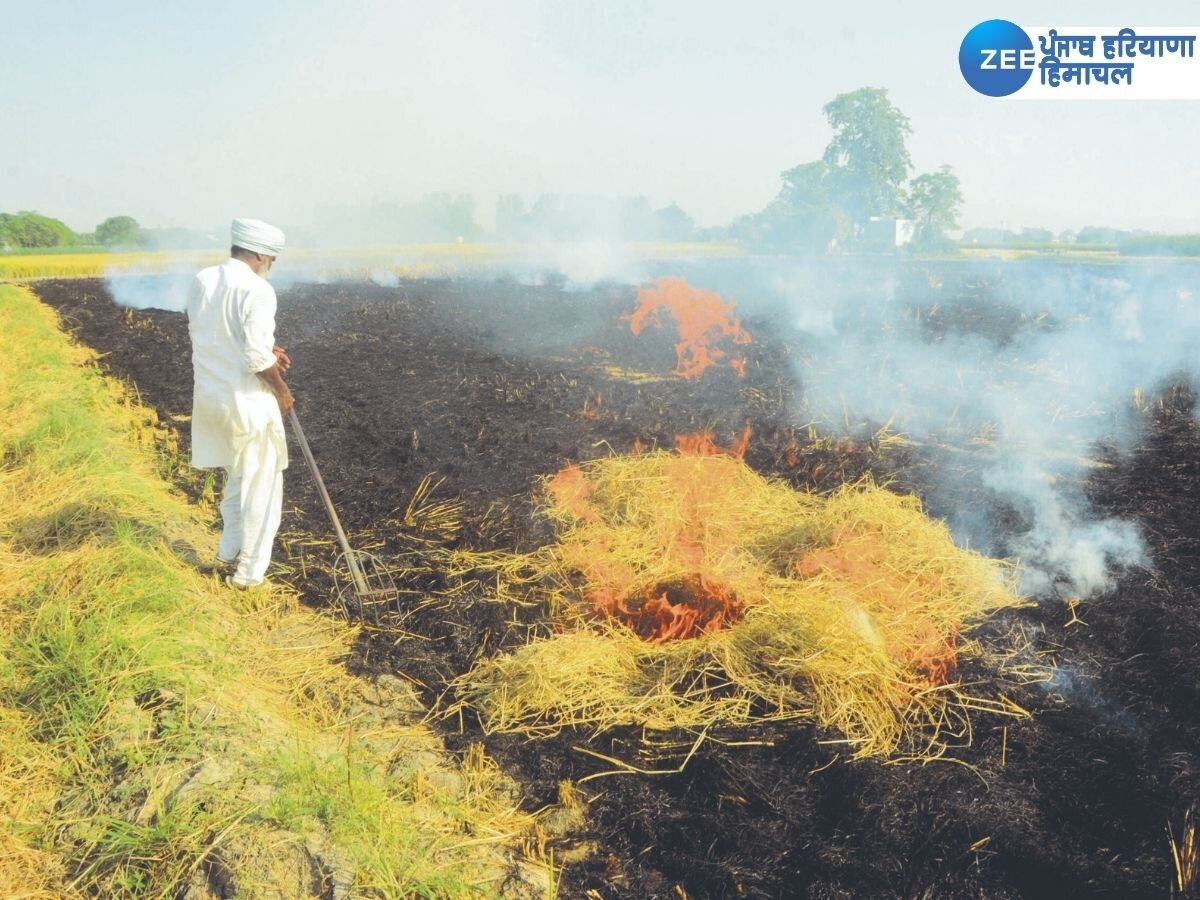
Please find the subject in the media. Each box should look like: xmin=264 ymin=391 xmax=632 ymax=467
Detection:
xmin=230 ymin=218 xmax=285 ymax=277
xmin=230 ymin=245 xmax=277 ymax=277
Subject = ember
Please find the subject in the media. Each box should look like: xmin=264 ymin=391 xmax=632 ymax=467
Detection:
xmin=627 ymin=276 xmax=752 ymax=379
xmin=674 ymin=422 xmax=752 ymax=460
xmin=599 ymin=575 xmax=744 ymax=642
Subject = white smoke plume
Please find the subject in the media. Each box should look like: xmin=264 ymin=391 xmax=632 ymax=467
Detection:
xmin=103 ymin=265 xmax=195 ymax=312
xmin=767 ymin=258 xmax=1200 ymax=599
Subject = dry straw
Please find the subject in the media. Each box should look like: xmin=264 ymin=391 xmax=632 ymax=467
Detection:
xmin=453 ymin=451 xmax=1030 ymax=759
xmin=0 ymin=285 xmax=540 ymax=896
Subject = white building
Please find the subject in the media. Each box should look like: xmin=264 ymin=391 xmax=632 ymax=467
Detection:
xmin=864 ymin=216 xmax=916 ymax=248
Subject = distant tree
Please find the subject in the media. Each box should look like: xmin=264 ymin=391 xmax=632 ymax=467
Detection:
xmin=1057 ymin=229 xmax=1077 ymax=244
xmin=732 ymin=204 xmax=840 ymax=252
xmin=369 ymin=193 xmax=484 ymax=242
xmin=418 ymin=192 xmax=482 ymax=241
xmin=1118 ymin=232 xmax=1200 ymax=257
xmin=822 ymin=87 xmax=913 ymax=221
xmin=0 ymin=211 xmax=76 ymax=248
xmin=1076 ymin=226 xmax=1126 ymax=244
xmin=617 ymin=196 xmax=654 ymax=240
xmin=779 ymin=160 xmax=832 ymax=205
xmin=962 ymin=227 xmax=1015 ymax=244
xmin=95 ymin=215 xmax=140 ymax=246
xmin=495 ymin=194 xmax=527 ymax=241
xmin=773 ymin=160 xmax=850 ymax=249
xmin=136 ymin=226 xmax=220 ymax=250
xmin=528 ymin=193 xmax=563 ymax=236
xmin=492 ymin=193 xmax=702 ymax=242
xmin=651 ymin=203 xmax=695 ymax=241
xmin=905 ymin=165 xmax=963 ymax=243
xmin=1018 ymin=227 xmax=1054 ymax=243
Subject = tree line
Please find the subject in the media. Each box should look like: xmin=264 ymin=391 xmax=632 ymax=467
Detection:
xmin=0 ymin=212 xmax=146 ymax=250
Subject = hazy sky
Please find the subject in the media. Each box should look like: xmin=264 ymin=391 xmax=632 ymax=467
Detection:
xmin=4 ymin=0 xmax=1199 ymax=236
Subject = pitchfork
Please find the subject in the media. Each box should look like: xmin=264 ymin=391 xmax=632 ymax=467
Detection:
xmin=287 ymin=408 xmax=399 ymax=623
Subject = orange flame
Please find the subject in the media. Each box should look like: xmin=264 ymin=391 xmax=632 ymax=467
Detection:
xmin=784 ymin=429 xmax=800 ymax=467
xmin=548 ymin=456 xmax=747 ymax=642
xmin=627 ymin=277 xmax=752 ymax=379
xmin=546 ymin=465 xmax=600 ymax=524
xmin=596 ymin=575 xmax=743 ymax=642
xmin=674 ymin=423 xmax=752 ymax=460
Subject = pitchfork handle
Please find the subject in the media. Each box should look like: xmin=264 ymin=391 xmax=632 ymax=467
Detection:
xmin=286 ymin=408 xmax=368 ymax=594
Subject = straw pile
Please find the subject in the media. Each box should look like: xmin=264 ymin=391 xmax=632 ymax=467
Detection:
xmin=453 ymin=451 xmax=1028 ymax=759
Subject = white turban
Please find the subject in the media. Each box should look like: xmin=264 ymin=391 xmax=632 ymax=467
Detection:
xmin=231 ymin=218 xmax=286 ymax=256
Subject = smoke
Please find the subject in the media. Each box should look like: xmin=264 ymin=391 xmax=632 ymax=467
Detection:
xmin=101 ymin=246 xmax=1191 ymax=603
xmin=1040 ymin=663 xmax=1146 ymax=740
xmin=508 ymin=240 xmax=647 ymax=290
xmin=771 ymin=258 xmax=1200 ymax=599
xmin=101 ymin=240 xmax=656 ymax=309
xmin=103 ymin=266 xmax=196 ymax=312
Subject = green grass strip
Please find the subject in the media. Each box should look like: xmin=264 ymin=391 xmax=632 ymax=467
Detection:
xmin=0 ymin=284 xmax=534 ymax=898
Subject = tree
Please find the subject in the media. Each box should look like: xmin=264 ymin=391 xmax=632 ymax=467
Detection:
xmin=905 ymin=165 xmax=963 ymax=243
xmin=651 ymin=203 xmax=695 ymax=241
xmin=1077 ymin=226 xmax=1126 ymax=245
xmin=495 ymin=194 xmax=527 ymax=240
xmin=728 ymin=87 xmax=945 ymax=255
xmin=822 ymin=87 xmax=912 ymax=222
xmin=411 ymin=192 xmax=482 ymax=241
xmin=962 ymin=227 xmax=1015 ymax=244
xmin=0 ymin=211 xmax=76 ymax=248
xmin=779 ymin=159 xmax=831 ymax=204
xmin=774 ymin=160 xmax=850 ymax=249
xmin=729 ymin=160 xmax=850 ymax=252
xmin=617 ymin=196 xmax=654 ymax=240
xmin=95 ymin=215 xmax=140 ymax=246
xmin=528 ymin=193 xmax=563 ymax=236
xmin=1018 ymin=226 xmax=1053 ymax=243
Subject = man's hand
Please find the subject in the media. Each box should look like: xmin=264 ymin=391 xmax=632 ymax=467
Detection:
xmin=276 ymin=383 xmax=294 ymax=416
xmin=273 ymin=346 xmax=291 ymax=372
xmin=256 ymin=361 xmax=293 ymax=415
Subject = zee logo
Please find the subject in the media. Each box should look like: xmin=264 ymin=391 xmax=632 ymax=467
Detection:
xmin=961 ymin=20 xmax=1035 ymax=96
xmin=979 ymin=48 xmax=1037 ymax=70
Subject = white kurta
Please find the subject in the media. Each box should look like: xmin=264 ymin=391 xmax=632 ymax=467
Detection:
xmin=186 ymin=258 xmax=288 ymax=471
xmin=187 ymin=258 xmax=289 ymax=586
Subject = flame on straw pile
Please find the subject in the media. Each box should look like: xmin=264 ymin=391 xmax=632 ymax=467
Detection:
xmin=452 ymin=450 xmax=1033 ymax=759
xmin=673 ymin=423 xmax=752 ymax=460
xmin=627 ymin=277 xmax=751 ymax=379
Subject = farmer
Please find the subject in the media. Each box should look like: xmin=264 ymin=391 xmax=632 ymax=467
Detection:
xmin=186 ymin=218 xmax=292 ymax=589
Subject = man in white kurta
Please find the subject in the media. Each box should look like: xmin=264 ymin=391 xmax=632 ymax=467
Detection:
xmin=187 ymin=218 xmax=292 ymax=588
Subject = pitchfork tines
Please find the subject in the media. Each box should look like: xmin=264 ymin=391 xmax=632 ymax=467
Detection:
xmin=331 ymin=548 xmax=399 ymax=624
xmin=287 ymin=408 xmax=400 ymax=622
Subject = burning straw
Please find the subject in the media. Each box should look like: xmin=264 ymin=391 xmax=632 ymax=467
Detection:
xmin=452 ymin=451 xmax=1029 ymax=759
xmin=627 ymin=277 xmax=751 ymax=379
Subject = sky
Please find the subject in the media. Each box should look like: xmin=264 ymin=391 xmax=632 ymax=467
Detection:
xmin=3 ymin=0 xmax=1199 ymax=236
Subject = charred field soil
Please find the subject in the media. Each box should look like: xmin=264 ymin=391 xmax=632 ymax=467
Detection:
xmin=32 ymin=272 xmax=1200 ymax=899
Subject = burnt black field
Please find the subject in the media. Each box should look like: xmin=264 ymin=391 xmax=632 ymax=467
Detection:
xmin=32 ymin=260 xmax=1200 ymax=899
